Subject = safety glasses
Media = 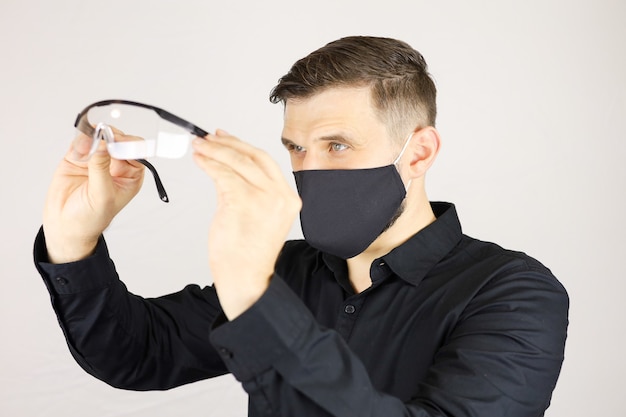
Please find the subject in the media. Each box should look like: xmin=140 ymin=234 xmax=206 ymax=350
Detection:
xmin=74 ymin=100 xmax=209 ymax=202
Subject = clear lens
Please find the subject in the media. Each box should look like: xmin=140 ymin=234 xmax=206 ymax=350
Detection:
xmin=74 ymin=103 xmax=193 ymax=161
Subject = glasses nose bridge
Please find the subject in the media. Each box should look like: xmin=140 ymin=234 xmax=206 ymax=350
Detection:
xmin=94 ymin=122 xmax=115 ymax=143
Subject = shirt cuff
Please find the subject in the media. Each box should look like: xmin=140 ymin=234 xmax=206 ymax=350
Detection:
xmin=33 ymin=226 xmax=118 ymax=295
xmin=209 ymin=276 xmax=312 ymax=382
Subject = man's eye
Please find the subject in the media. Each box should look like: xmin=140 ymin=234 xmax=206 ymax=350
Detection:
xmin=330 ymin=143 xmax=348 ymax=152
xmin=286 ymin=143 xmax=306 ymax=153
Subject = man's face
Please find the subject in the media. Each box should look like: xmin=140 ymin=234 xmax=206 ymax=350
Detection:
xmin=281 ymin=86 xmax=397 ymax=171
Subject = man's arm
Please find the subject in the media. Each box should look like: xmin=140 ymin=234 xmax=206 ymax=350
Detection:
xmin=209 ymin=266 xmax=568 ymax=417
xmin=34 ymin=228 xmax=229 ymax=390
xmin=37 ymin=131 xmax=230 ymax=388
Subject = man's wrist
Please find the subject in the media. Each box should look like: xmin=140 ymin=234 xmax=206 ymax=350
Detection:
xmin=216 ymin=276 xmax=272 ymax=321
xmin=43 ymin=232 xmax=99 ymax=264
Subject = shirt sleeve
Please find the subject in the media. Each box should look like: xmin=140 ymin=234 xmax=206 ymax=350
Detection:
xmin=209 ymin=266 xmax=568 ymax=417
xmin=33 ymin=227 xmax=229 ymax=390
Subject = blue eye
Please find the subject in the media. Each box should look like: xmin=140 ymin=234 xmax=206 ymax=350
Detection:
xmin=330 ymin=143 xmax=348 ymax=152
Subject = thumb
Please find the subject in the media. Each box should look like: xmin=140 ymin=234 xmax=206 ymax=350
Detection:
xmin=87 ymin=143 xmax=114 ymax=200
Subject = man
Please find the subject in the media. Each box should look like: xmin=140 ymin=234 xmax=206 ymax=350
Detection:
xmin=34 ymin=36 xmax=568 ymax=416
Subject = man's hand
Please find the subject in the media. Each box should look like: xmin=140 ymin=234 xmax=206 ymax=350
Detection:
xmin=192 ymin=130 xmax=301 ymax=320
xmin=43 ymin=132 xmax=145 ymax=264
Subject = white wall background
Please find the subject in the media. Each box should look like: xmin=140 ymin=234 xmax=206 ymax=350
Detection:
xmin=1 ymin=0 xmax=624 ymax=416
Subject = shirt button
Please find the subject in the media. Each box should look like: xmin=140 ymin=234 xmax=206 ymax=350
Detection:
xmin=344 ymin=304 xmax=356 ymax=314
xmin=55 ymin=277 xmax=68 ymax=285
xmin=378 ymin=261 xmax=386 ymax=267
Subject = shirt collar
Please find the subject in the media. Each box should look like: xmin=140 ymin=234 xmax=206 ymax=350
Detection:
xmin=323 ymin=202 xmax=462 ymax=287
xmin=383 ymin=202 xmax=462 ymax=286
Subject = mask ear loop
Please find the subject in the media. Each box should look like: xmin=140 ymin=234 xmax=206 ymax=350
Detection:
xmin=393 ymin=132 xmax=415 ymax=165
xmin=393 ymin=132 xmax=415 ymax=191
xmin=92 ymin=122 xmax=169 ymax=203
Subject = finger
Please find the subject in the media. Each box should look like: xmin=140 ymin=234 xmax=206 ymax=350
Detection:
xmin=87 ymin=141 xmax=114 ymax=203
xmin=194 ymin=139 xmax=274 ymax=190
xmin=111 ymin=128 xmax=145 ymax=144
xmin=192 ymin=150 xmax=252 ymax=194
xmin=69 ymin=133 xmax=95 ymax=163
xmin=194 ymin=134 xmax=284 ymax=185
xmin=109 ymin=125 xmax=125 ymax=135
xmin=109 ymin=156 xmax=145 ymax=178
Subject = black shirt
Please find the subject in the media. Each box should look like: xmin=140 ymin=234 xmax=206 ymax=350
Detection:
xmin=34 ymin=202 xmax=569 ymax=417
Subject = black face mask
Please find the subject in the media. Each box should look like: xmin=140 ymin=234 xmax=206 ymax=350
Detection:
xmin=293 ymin=163 xmax=407 ymax=259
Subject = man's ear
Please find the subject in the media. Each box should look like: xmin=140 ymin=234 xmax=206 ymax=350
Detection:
xmin=406 ymin=126 xmax=441 ymax=179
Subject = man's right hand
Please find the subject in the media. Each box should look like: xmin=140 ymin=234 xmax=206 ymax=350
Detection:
xmin=42 ymin=133 xmax=145 ymax=264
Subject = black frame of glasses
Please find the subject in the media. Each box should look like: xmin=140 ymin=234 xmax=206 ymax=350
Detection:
xmin=74 ymin=99 xmax=210 ymax=203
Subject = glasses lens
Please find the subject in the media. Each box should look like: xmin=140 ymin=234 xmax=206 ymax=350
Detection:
xmin=75 ymin=103 xmax=194 ymax=161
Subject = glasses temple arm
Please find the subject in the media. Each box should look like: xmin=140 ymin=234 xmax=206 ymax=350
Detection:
xmin=136 ymin=159 xmax=169 ymax=203
xmin=154 ymin=109 xmax=209 ymax=137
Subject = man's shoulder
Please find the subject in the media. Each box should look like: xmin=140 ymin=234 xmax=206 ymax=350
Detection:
xmin=455 ymin=234 xmax=567 ymax=295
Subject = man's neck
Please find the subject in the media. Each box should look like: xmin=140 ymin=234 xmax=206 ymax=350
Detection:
xmin=346 ymin=192 xmax=436 ymax=293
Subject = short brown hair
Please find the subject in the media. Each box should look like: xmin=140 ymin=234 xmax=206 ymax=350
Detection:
xmin=269 ymin=36 xmax=437 ymax=140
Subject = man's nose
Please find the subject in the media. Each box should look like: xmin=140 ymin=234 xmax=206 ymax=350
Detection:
xmin=300 ymin=152 xmax=324 ymax=171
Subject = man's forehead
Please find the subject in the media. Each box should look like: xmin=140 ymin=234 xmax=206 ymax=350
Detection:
xmin=283 ymin=85 xmax=373 ymax=109
xmin=278 ymin=85 xmax=397 ymax=152
xmin=283 ymin=87 xmax=379 ymax=131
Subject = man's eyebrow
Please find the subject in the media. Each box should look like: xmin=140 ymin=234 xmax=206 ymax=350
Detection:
xmin=281 ymin=134 xmax=363 ymax=147
xmin=281 ymin=137 xmax=297 ymax=147
xmin=317 ymin=134 xmax=361 ymax=145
